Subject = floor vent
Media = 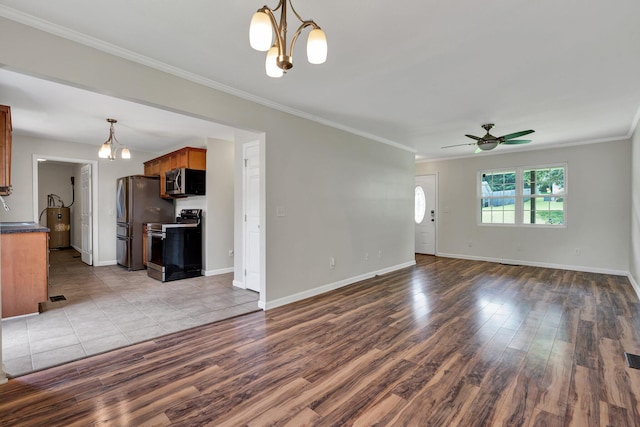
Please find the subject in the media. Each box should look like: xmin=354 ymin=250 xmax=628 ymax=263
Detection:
xmin=624 ymin=352 xmax=640 ymax=369
xmin=49 ymin=295 xmax=67 ymax=302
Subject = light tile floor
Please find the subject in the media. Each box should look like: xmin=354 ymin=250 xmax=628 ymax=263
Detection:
xmin=2 ymin=248 xmax=260 ymax=377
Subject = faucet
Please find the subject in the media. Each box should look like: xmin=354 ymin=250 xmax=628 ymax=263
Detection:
xmin=0 ymin=195 xmax=10 ymax=211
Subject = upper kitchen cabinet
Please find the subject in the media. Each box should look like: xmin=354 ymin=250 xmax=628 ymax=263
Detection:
xmin=0 ymin=105 xmax=12 ymax=196
xmin=144 ymin=147 xmax=206 ymax=198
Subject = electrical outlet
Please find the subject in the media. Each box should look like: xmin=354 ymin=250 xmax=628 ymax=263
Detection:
xmin=329 ymin=257 xmax=335 ymax=269
xmin=467 ymin=241 xmax=473 ymax=248
xmin=378 ymin=250 xmax=382 ymax=260
xmin=365 ymin=252 xmax=369 ymax=261
xmin=229 ymin=249 xmax=234 ymax=257
xmin=574 ymin=247 xmax=581 ymax=256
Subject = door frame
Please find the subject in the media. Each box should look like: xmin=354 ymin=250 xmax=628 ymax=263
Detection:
xmin=415 ymin=173 xmax=438 ymax=256
xmin=240 ymin=141 xmax=262 ymax=293
xmin=32 ymin=154 xmax=99 ymax=265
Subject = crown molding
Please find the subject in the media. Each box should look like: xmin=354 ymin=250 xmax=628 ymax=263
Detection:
xmin=0 ymin=5 xmax=415 ymax=154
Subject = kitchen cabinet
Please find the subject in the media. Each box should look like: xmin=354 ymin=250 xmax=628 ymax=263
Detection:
xmin=0 ymin=105 xmax=12 ymax=196
xmin=1 ymin=225 xmax=49 ymax=319
xmin=143 ymin=147 xmax=206 ymax=198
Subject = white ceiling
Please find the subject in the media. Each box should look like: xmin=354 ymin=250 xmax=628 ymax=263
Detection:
xmin=1 ymin=0 xmax=639 ymax=159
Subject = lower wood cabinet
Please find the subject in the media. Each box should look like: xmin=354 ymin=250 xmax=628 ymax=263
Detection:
xmin=1 ymin=231 xmax=48 ymax=318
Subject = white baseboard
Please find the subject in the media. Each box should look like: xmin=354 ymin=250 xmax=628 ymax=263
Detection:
xmin=203 ymin=267 xmax=234 ymax=276
xmin=94 ymin=260 xmax=117 ymax=267
xmin=232 ymin=279 xmax=246 ymax=289
xmin=263 ymin=260 xmax=416 ymax=311
xmin=71 ymin=244 xmax=81 ymax=252
xmin=436 ymin=252 xmax=628 ymax=277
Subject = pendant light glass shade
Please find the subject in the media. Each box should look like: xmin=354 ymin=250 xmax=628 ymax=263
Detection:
xmin=266 ymin=45 xmax=284 ymax=78
xmin=121 ymin=147 xmax=131 ymax=159
xmin=250 ymin=11 xmax=272 ymax=51
xmin=98 ymin=142 xmax=111 ymax=159
xmin=307 ymin=28 xmax=327 ymax=64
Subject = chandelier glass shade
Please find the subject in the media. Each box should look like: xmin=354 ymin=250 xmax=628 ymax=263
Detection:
xmin=249 ymin=0 xmax=327 ymax=78
xmin=478 ymin=141 xmax=499 ymax=151
xmin=98 ymin=118 xmax=130 ymax=160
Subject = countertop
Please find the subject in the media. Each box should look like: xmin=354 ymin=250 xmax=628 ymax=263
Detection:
xmin=0 ymin=222 xmax=50 ymax=234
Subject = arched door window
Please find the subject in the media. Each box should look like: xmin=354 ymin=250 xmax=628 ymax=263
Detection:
xmin=415 ymin=186 xmax=426 ymax=224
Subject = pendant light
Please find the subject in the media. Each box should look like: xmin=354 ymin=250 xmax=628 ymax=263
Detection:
xmin=98 ymin=118 xmax=130 ymax=160
xmin=249 ymin=0 xmax=327 ymax=77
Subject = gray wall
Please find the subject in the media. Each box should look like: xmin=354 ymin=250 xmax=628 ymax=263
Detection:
xmin=416 ymin=140 xmax=631 ymax=274
xmin=0 ymin=17 xmax=416 ymax=310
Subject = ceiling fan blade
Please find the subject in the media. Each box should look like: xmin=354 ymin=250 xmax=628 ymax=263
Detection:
xmin=503 ymin=139 xmax=531 ymax=145
xmin=500 ymin=130 xmax=535 ymax=140
xmin=474 ymin=147 xmax=482 ymax=154
xmin=465 ymin=134 xmax=483 ymax=141
xmin=442 ymin=142 xmax=476 ymax=149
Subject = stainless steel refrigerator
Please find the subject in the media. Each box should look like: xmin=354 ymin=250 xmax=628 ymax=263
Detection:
xmin=116 ymin=175 xmax=174 ymax=271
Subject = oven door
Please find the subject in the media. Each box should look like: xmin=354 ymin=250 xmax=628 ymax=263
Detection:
xmin=147 ymin=230 xmax=166 ymax=281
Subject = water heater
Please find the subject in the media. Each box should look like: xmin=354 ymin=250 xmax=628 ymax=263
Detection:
xmin=47 ymin=207 xmax=70 ymax=249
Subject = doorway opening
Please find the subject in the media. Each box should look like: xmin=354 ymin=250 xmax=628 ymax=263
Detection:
xmin=32 ymin=155 xmax=98 ymax=265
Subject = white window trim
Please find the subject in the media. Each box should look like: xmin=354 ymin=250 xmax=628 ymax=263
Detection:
xmin=478 ymin=162 xmax=567 ymax=228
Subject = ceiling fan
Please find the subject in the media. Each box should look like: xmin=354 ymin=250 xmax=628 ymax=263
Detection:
xmin=443 ymin=123 xmax=535 ymax=153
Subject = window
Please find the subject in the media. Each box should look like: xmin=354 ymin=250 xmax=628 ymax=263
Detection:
xmin=523 ymin=166 xmax=565 ymax=225
xmin=481 ymin=170 xmax=516 ymax=224
xmin=415 ymin=186 xmax=426 ymax=224
xmin=479 ymin=164 xmax=566 ymax=226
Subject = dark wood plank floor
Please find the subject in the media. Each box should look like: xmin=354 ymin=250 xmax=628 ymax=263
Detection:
xmin=2 ymin=255 xmax=640 ymax=426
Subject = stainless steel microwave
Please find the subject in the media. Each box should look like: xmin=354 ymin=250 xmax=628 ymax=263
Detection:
xmin=165 ymin=168 xmax=206 ymax=196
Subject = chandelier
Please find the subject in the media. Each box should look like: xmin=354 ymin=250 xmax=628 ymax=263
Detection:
xmin=249 ymin=0 xmax=327 ymax=78
xmin=98 ymin=118 xmax=130 ymax=160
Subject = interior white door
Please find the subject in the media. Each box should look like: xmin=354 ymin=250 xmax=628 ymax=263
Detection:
xmin=243 ymin=142 xmax=260 ymax=293
xmin=80 ymin=164 xmax=93 ymax=265
xmin=415 ymin=174 xmax=436 ymax=255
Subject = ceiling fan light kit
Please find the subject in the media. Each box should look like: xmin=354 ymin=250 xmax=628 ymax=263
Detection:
xmin=443 ymin=123 xmax=535 ymax=153
xmin=249 ymin=0 xmax=327 ymax=78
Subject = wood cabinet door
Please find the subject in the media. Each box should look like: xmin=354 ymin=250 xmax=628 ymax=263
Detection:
xmin=187 ymin=149 xmax=206 ymax=170
xmin=159 ymin=156 xmax=171 ymax=198
xmin=1 ymin=232 xmax=48 ymax=318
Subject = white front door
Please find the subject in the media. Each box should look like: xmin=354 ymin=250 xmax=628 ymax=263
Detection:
xmin=80 ymin=164 xmax=93 ymax=265
xmin=243 ymin=142 xmax=260 ymax=293
xmin=415 ymin=174 xmax=436 ymax=255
